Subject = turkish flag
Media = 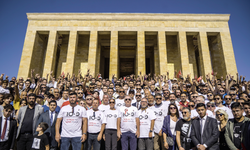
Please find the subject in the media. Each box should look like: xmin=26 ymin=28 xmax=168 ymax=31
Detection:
xmin=195 ymin=75 xmax=197 ymax=80
xmin=211 ymin=70 xmax=214 ymax=75
xmin=177 ymin=70 xmax=182 ymax=78
xmin=197 ymin=76 xmax=202 ymax=82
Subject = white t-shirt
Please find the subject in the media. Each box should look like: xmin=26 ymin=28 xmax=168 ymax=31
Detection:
xmin=98 ymin=104 xmax=110 ymax=113
xmin=138 ymin=108 xmax=156 ymax=138
xmin=215 ymin=106 xmax=234 ymax=119
xmin=57 ymin=105 xmax=87 ymax=137
xmin=191 ymin=109 xmax=214 ymax=119
xmin=115 ymin=98 xmax=125 ymax=110
xmin=170 ymin=118 xmax=177 ymax=136
xmin=105 ymin=109 xmax=120 ymax=129
xmin=119 ymin=106 xmax=139 ymax=133
xmin=86 ymin=109 xmax=106 ymax=133
xmin=152 ymin=103 xmax=168 ymax=134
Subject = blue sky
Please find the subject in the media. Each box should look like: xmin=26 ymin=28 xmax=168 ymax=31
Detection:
xmin=0 ymin=0 xmax=249 ymax=79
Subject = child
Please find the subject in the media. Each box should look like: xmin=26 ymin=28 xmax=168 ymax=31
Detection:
xmin=31 ymin=122 xmax=49 ymax=150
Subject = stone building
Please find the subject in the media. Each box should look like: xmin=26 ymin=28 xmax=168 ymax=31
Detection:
xmin=17 ymin=13 xmax=237 ymax=79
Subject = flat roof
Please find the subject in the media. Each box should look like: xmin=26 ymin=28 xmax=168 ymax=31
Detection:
xmin=27 ymin=13 xmax=230 ymax=22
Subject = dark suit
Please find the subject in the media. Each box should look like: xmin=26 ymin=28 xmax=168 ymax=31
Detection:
xmin=191 ymin=116 xmax=220 ymax=150
xmin=132 ymin=102 xmax=141 ymax=110
xmin=0 ymin=117 xmax=17 ymax=150
xmin=36 ymin=111 xmax=58 ymax=148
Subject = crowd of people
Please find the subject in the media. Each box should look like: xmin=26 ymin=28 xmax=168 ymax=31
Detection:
xmin=0 ymin=69 xmax=250 ymax=150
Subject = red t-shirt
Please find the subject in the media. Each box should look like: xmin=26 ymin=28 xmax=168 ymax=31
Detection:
xmin=179 ymin=101 xmax=189 ymax=107
xmin=61 ymin=101 xmax=79 ymax=108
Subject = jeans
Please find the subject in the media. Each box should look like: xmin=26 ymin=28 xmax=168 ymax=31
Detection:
xmin=86 ymin=133 xmax=101 ymax=150
xmin=61 ymin=137 xmax=82 ymax=150
xmin=105 ymin=129 xmax=117 ymax=150
xmin=121 ymin=131 xmax=137 ymax=150
xmin=17 ymin=133 xmax=33 ymax=150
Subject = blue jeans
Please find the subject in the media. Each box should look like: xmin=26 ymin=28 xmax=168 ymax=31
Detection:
xmin=86 ymin=133 xmax=101 ymax=150
xmin=61 ymin=137 xmax=82 ymax=150
xmin=121 ymin=131 xmax=137 ymax=150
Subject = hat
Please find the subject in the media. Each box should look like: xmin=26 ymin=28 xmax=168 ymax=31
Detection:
xmin=129 ymin=90 xmax=134 ymax=94
xmin=173 ymin=78 xmax=177 ymax=81
xmin=155 ymin=87 xmax=160 ymax=91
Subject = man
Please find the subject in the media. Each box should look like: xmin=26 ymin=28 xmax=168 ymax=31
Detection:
xmin=191 ymin=103 xmax=219 ymax=150
xmin=96 ymin=82 xmax=104 ymax=101
xmin=224 ymin=95 xmax=233 ymax=108
xmin=132 ymin=92 xmax=141 ymax=109
xmin=176 ymin=107 xmax=194 ymax=150
xmin=150 ymin=85 xmax=155 ymax=96
xmin=191 ymin=96 xmax=214 ymax=119
xmin=225 ymin=102 xmax=250 ymax=150
xmin=179 ymin=92 xmax=189 ymax=108
xmin=117 ymin=95 xmax=140 ymax=150
xmin=138 ymin=98 xmax=156 ymax=150
xmin=214 ymin=94 xmax=233 ymax=119
xmin=55 ymin=92 xmax=87 ymax=150
xmin=148 ymin=95 xmax=154 ymax=108
xmin=152 ymin=93 xmax=168 ymax=150
xmin=107 ymin=88 xmax=114 ymax=99
xmin=57 ymin=90 xmax=69 ymax=107
xmin=16 ymin=93 xmax=44 ymax=150
xmin=162 ymin=88 xmax=170 ymax=101
xmin=115 ymin=88 xmax=126 ymax=110
xmin=86 ymin=99 xmax=106 ymax=150
xmin=0 ymin=105 xmax=17 ymax=150
xmin=98 ymin=94 xmax=110 ymax=112
xmin=206 ymin=91 xmax=214 ymax=104
xmin=36 ymin=100 xmax=58 ymax=149
xmin=243 ymin=102 xmax=250 ymax=118
xmin=42 ymin=94 xmax=60 ymax=113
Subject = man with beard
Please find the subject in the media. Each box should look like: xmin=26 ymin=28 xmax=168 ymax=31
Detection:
xmin=16 ymin=93 xmax=44 ymax=150
xmin=138 ymin=98 xmax=156 ymax=150
xmin=55 ymin=92 xmax=87 ymax=150
xmin=175 ymin=107 xmax=195 ymax=150
xmin=225 ymin=102 xmax=250 ymax=150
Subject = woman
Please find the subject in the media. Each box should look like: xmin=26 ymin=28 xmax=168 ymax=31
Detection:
xmin=163 ymin=104 xmax=180 ymax=150
xmin=79 ymin=99 xmax=86 ymax=109
xmin=104 ymin=99 xmax=119 ymax=150
xmin=207 ymin=102 xmax=216 ymax=118
xmin=216 ymin=109 xmax=229 ymax=150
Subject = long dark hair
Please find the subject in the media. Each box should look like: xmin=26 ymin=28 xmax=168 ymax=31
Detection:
xmin=167 ymin=104 xmax=179 ymax=118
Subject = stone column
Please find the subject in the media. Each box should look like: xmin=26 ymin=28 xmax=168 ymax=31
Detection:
xmin=218 ymin=30 xmax=238 ymax=77
xmin=109 ymin=31 xmax=118 ymax=80
xmin=65 ymin=30 xmax=78 ymax=75
xmin=17 ymin=29 xmax=37 ymax=79
xmin=88 ymin=31 xmax=98 ymax=76
xmin=137 ymin=31 xmax=146 ymax=75
xmin=42 ymin=30 xmax=58 ymax=77
xmin=154 ymin=45 xmax=160 ymax=75
xmin=178 ymin=31 xmax=190 ymax=77
xmin=158 ymin=31 xmax=168 ymax=75
xmin=197 ymin=31 xmax=212 ymax=77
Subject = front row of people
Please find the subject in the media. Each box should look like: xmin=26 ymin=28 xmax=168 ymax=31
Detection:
xmin=1 ymin=92 xmax=250 ymax=150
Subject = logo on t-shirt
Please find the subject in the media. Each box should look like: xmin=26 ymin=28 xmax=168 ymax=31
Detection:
xmin=181 ymin=123 xmax=189 ymax=134
xmin=123 ymin=109 xmax=135 ymax=117
xmin=107 ymin=114 xmax=117 ymax=118
xmin=139 ymin=115 xmax=148 ymax=120
xmin=89 ymin=116 xmax=101 ymax=120
xmin=154 ymin=111 xmax=162 ymax=116
xmin=66 ymin=111 xmax=80 ymax=117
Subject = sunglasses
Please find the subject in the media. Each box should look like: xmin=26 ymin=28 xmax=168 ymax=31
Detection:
xmin=136 ymin=95 xmax=141 ymax=97
xmin=86 ymin=98 xmax=92 ymax=100
xmin=156 ymin=98 xmax=162 ymax=100
xmin=80 ymin=103 xmax=85 ymax=105
xmin=78 ymin=93 xmax=83 ymax=94
xmin=207 ymin=105 xmax=215 ymax=108
xmin=220 ymin=90 xmax=225 ymax=92
xmin=125 ymin=99 xmax=131 ymax=101
xmin=216 ymin=113 xmax=224 ymax=117
xmin=207 ymin=94 xmax=213 ymax=97
xmin=182 ymin=112 xmax=188 ymax=114
xmin=109 ymin=102 xmax=115 ymax=104
xmin=89 ymin=87 xmax=95 ymax=89
xmin=170 ymin=107 xmax=176 ymax=110
xmin=225 ymin=98 xmax=231 ymax=100
xmin=119 ymin=91 xmax=125 ymax=93
xmin=188 ymin=105 xmax=195 ymax=108
xmin=192 ymin=96 xmax=198 ymax=98
xmin=230 ymin=94 xmax=236 ymax=96
xmin=136 ymin=88 xmax=141 ymax=90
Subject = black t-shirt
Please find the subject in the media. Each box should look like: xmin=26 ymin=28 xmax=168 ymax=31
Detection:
xmin=31 ymin=134 xmax=49 ymax=150
xmin=233 ymin=120 xmax=243 ymax=149
xmin=175 ymin=119 xmax=192 ymax=149
xmin=20 ymin=107 xmax=35 ymax=134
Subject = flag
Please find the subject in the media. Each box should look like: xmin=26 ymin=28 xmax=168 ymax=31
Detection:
xmin=195 ymin=75 xmax=197 ymax=80
xmin=124 ymin=77 xmax=126 ymax=81
xmin=177 ymin=70 xmax=182 ymax=78
xmin=61 ymin=72 xmax=65 ymax=79
xmin=211 ymin=70 xmax=214 ymax=75
xmin=197 ymin=76 xmax=202 ymax=82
